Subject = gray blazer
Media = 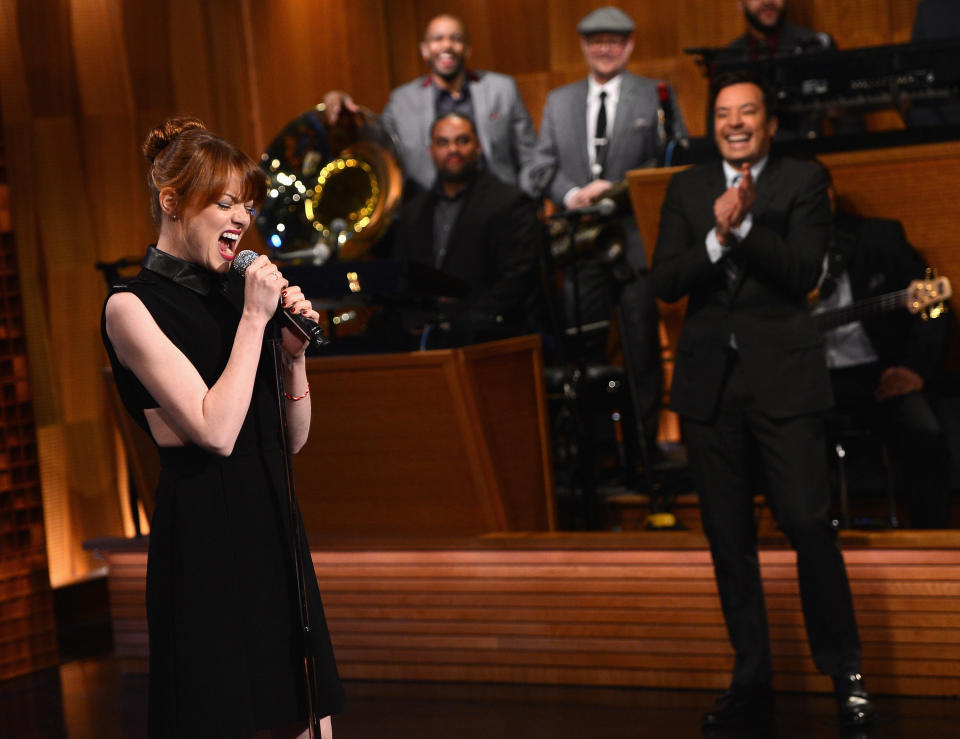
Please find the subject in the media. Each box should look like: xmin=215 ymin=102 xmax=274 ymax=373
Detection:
xmin=529 ymin=72 xmax=685 ymax=202
xmin=382 ymin=70 xmax=536 ymax=191
xmin=528 ymin=71 xmax=686 ymax=267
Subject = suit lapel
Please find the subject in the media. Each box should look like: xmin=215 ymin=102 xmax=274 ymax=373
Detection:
xmin=706 ymin=160 xmax=727 ymax=203
xmin=418 ymin=78 xmax=434 ymax=147
xmin=570 ymin=79 xmax=590 ymax=182
xmin=607 ymin=73 xmax=636 ymax=170
xmin=412 ymin=193 xmax=438 ymax=266
xmin=752 ymin=155 xmax=779 ymax=217
xmin=470 ymin=73 xmax=493 ymax=156
xmin=730 ymin=157 xmax=780 ymax=295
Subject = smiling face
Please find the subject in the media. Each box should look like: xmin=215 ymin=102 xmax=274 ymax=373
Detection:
xmin=420 ymin=15 xmax=469 ymax=83
xmin=580 ymin=32 xmax=634 ymax=84
xmin=713 ymin=82 xmax=778 ymax=167
xmin=740 ymin=0 xmax=786 ymax=34
xmin=169 ymin=172 xmax=254 ymax=272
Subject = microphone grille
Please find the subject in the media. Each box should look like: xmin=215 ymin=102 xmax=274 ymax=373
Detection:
xmin=597 ymin=198 xmax=617 ymax=216
xmin=233 ymin=250 xmax=258 ymax=275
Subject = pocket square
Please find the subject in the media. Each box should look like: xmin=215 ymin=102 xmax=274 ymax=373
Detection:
xmin=633 ymin=117 xmax=650 ymax=129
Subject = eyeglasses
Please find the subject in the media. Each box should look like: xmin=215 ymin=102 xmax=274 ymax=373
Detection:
xmin=585 ymin=34 xmax=629 ymax=49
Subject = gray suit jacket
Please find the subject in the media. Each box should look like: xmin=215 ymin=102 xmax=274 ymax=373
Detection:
xmin=382 ymin=70 xmax=536 ymax=191
xmin=528 ymin=71 xmax=686 ymax=268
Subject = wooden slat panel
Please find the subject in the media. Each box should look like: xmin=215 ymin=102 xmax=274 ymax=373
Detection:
xmin=318 ymin=576 xmax=960 ymax=596
xmin=100 ymin=534 xmax=960 ymax=697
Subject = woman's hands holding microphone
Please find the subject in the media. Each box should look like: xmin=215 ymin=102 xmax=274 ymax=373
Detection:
xmin=240 ymin=254 xmax=320 ymax=359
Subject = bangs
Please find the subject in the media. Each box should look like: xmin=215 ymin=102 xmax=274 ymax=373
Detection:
xmin=180 ymin=139 xmax=268 ymax=215
xmin=238 ymin=161 xmax=268 ymax=207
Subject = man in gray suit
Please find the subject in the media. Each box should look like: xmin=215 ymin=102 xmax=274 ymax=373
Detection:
xmin=324 ymin=14 xmax=535 ymax=193
xmin=529 ymin=5 xmax=686 ymax=462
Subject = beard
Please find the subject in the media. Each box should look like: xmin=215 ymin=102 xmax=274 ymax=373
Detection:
xmin=437 ymin=159 xmax=477 ymax=185
xmin=430 ymin=57 xmax=464 ymax=82
xmin=744 ymin=6 xmax=784 ymax=36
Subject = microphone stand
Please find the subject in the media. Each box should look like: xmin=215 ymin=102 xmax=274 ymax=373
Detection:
xmin=561 ymin=210 xmax=601 ymax=529
xmin=268 ymin=321 xmax=322 ymax=739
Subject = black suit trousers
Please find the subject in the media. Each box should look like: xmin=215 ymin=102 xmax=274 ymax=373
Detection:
xmin=683 ymin=352 xmax=862 ymax=687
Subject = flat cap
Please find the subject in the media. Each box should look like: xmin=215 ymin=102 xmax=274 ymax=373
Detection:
xmin=577 ymin=6 xmax=636 ymax=36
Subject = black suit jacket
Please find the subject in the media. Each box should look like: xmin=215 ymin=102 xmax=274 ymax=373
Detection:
xmin=832 ymin=213 xmax=948 ymax=381
xmin=390 ymin=170 xmax=542 ymax=327
xmin=652 ymin=156 xmax=834 ymax=421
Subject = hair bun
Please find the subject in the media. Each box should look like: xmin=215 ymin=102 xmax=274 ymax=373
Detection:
xmin=142 ymin=116 xmax=206 ymax=163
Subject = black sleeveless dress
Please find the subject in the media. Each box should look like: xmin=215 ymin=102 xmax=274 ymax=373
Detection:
xmin=102 ymin=246 xmax=344 ymax=738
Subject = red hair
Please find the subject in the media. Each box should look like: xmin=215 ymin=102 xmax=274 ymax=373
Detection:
xmin=142 ymin=117 xmax=267 ymax=228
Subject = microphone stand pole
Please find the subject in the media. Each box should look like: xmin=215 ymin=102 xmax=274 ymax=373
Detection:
xmin=269 ymin=321 xmax=322 ymax=739
xmin=563 ymin=212 xmax=601 ymax=529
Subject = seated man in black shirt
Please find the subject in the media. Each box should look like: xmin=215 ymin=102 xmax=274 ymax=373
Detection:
xmin=815 ymin=190 xmax=951 ymax=528
xmin=720 ymin=0 xmax=861 ymax=139
xmin=380 ymin=112 xmax=542 ymax=348
xmin=726 ymin=0 xmax=832 ymax=60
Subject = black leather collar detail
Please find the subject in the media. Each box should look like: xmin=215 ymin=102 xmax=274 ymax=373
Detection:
xmin=141 ymin=245 xmax=222 ymax=296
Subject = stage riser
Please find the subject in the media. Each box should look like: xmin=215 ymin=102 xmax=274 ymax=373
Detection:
xmin=100 ymin=538 xmax=960 ymax=696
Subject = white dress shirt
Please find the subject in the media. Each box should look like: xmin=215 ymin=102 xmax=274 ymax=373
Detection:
xmin=813 ymin=270 xmax=879 ymax=369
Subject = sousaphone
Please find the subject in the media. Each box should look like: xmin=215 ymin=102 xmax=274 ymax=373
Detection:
xmin=255 ymin=104 xmax=404 ymax=263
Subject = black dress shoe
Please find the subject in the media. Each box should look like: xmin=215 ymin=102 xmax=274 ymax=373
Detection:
xmin=833 ymin=672 xmax=875 ymax=728
xmin=701 ymin=685 xmax=776 ymax=735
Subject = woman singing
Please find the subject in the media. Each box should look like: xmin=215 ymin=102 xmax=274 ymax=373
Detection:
xmin=102 ymin=117 xmax=343 ymax=738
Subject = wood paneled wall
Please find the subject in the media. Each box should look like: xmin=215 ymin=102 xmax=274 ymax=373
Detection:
xmin=377 ymin=0 xmax=920 ymax=136
xmin=0 ymin=0 xmax=931 ymax=586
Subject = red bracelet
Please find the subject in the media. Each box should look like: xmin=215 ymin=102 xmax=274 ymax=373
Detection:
xmin=284 ymin=383 xmax=310 ymax=401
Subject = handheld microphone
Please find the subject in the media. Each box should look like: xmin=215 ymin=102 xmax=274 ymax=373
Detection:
xmin=233 ymin=250 xmax=329 ymax=348
xmin=549 ymin=198 xmax=617 ymax=221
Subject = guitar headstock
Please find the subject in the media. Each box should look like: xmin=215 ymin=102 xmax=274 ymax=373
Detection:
xmin=906 ymin=272 xmax=952 ymax=319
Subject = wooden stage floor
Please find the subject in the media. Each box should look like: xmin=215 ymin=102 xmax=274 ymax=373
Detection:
xmin=91 ymin=529 xmax=960 ymax=699
xmin=7 ymin=654 xmax=960 ymax=738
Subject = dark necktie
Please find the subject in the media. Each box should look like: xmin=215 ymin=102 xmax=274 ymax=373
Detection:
xmin=724 ymin=173 xmax=743 ymax=288
xmin=594 ymin=90 xmax=608 ymax=180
